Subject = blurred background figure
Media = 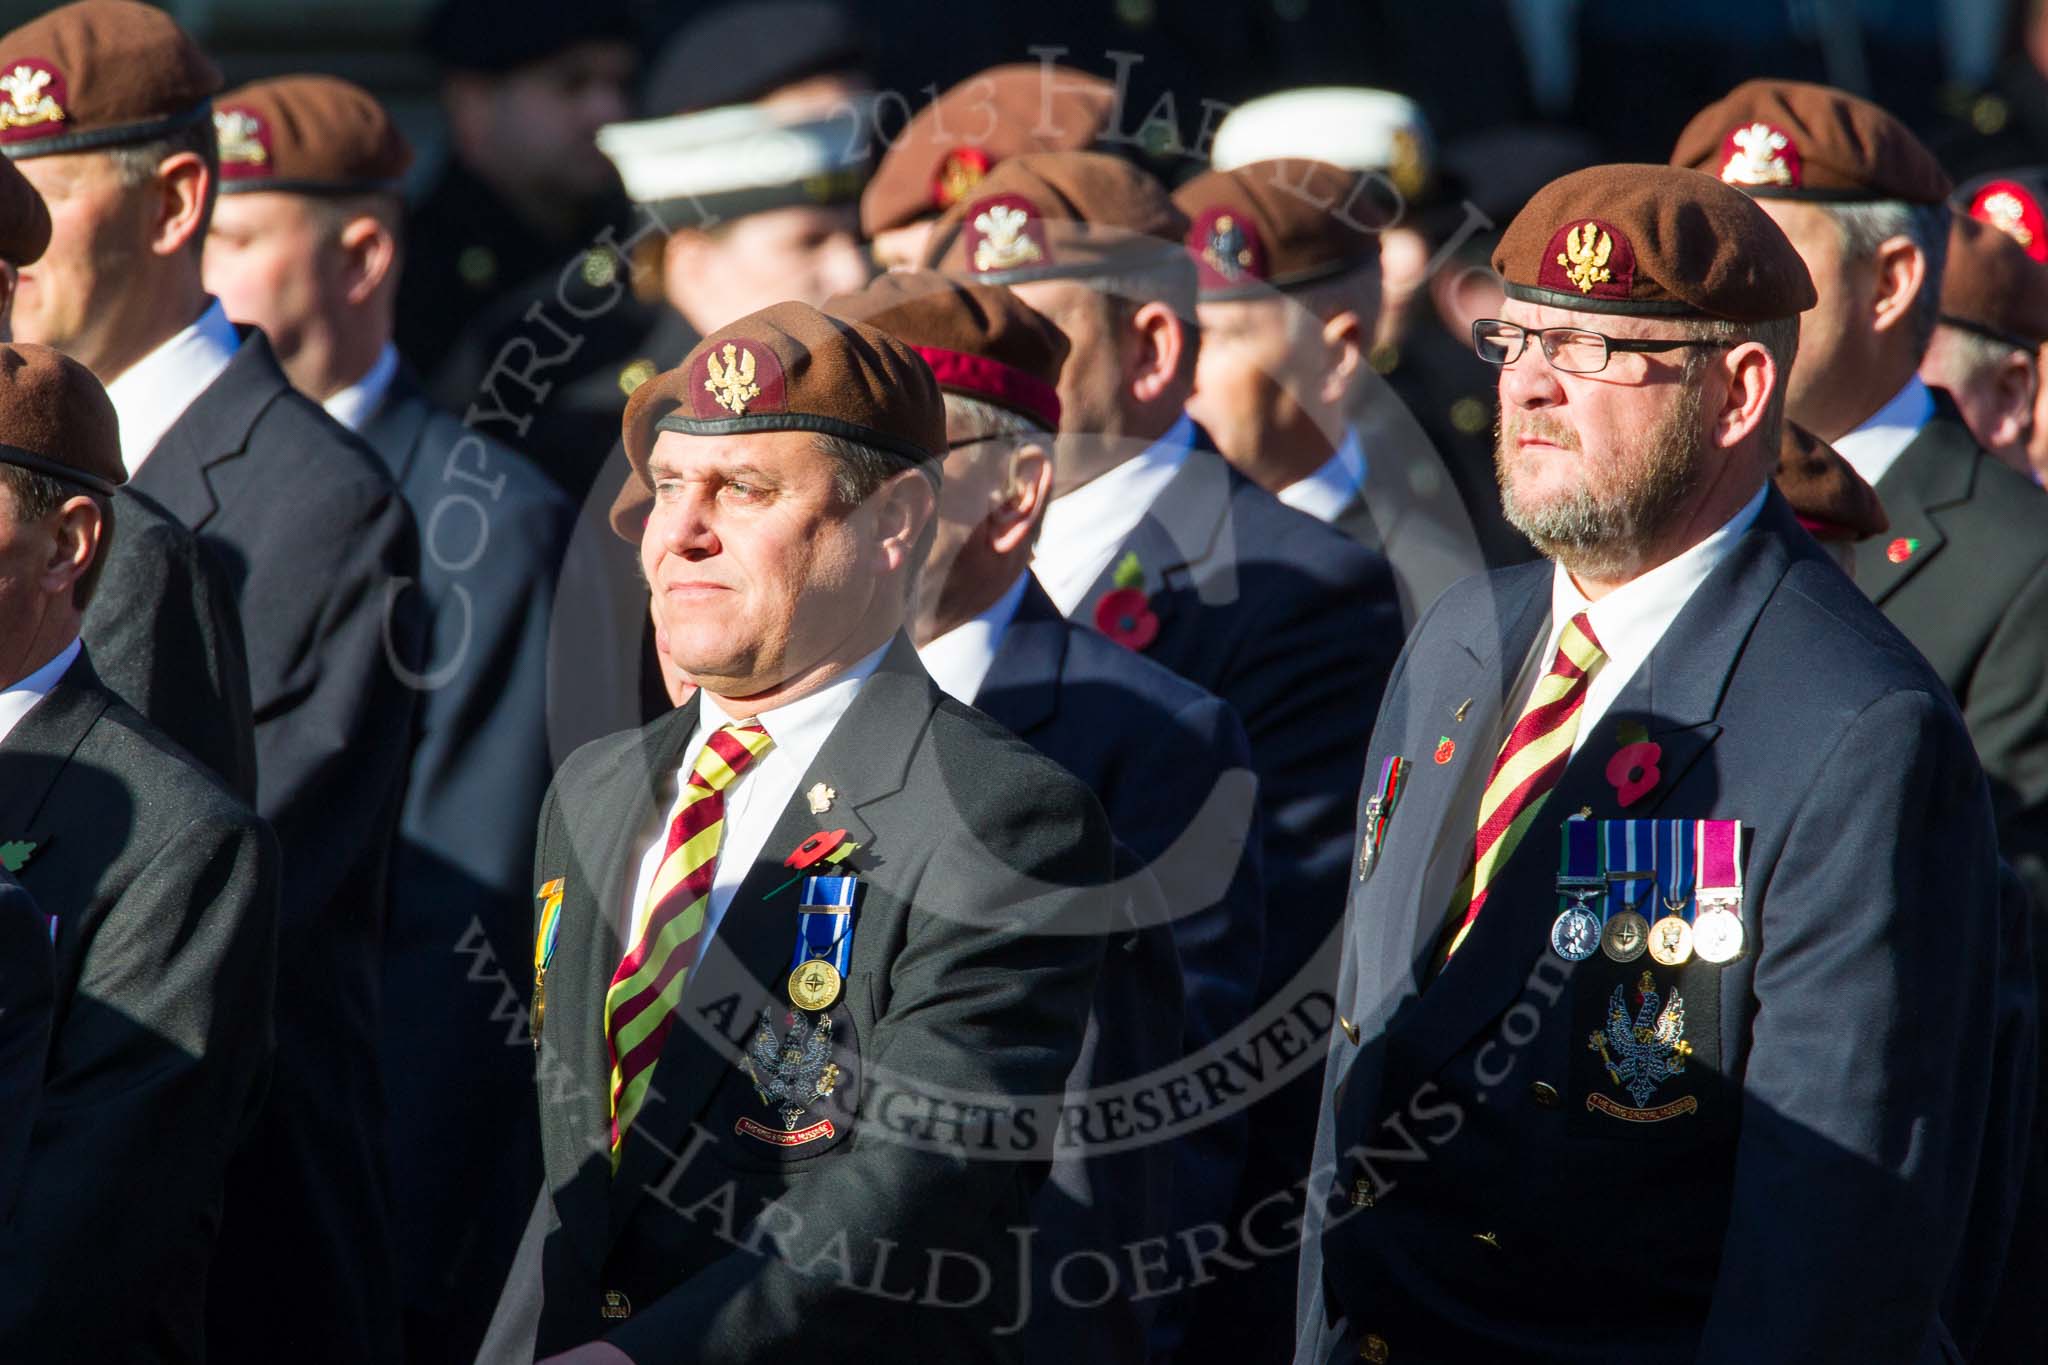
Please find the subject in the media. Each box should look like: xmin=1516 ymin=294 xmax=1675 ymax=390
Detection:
xmin=1921 ymin=213 xmax=2048 ymax=477
xmin=1959 ymin=168 xmax=2048 ymax=481
xmin=201 ymin=73 xmax=574 ymax=1365
xmin=399 ymin=0 xmax=636 ymax=372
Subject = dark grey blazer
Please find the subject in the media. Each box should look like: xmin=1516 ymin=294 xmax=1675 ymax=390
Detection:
xmin=0 ymin=650 xmax=278 ymax=1364
xmin=0 ymin=866 xmax=50 ymax=1224
xmin=525 ymin=636 xmax=1113 ymax=1364
xmin=83 ymin=483 xmax=256 ymax=798
xmin=125 ymin=327 xmax=420 ymax=1365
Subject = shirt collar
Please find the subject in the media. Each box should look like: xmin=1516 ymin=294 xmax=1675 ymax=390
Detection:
xmin=1832 ymin=375 xmax=1933 ymax=490
xmin=0 ymin=637 xmax=80 ymax=749
xmin=695 ymin=639 xmax=891 ymax=774
xmin=1032 ymin=413 xmax=1194 ymax=615
xmin=1276 ymin=428 xmax=1367 ymax=523
xmin=322 ymin=343 xmax=401 ymax=434
xmin=915 ymin=571 xmax=1030 ymax=704
xmin=104 ymin=299 xmax=241 ymax=476
xmin=1548 ymin=482 xmax=1767 ymax=677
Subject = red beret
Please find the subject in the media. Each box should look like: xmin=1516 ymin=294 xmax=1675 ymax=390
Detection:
xmin=0 ymin=0 xmax=221 ymax=160
xmin=825 ymin=270 xmax=1066 ymax=429
xmin=215 ymin=75 xmax=412 ymax=195
xmin=1964 ymin=176 xmax=2048 ymax=265
xmin=1671 ymin=79 xmax=1950 ymax=206
xmin=921 ymin=150 xmax=1186 ymax=287
xmin=1939 ymin=214 xmax=2048 ymax=351
xmin=1172 ymin=159 xmax=1381 ymax=299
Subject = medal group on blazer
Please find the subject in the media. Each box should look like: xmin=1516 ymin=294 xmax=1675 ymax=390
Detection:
xmin=1552 ymin=814 xmax=1746 ymax=965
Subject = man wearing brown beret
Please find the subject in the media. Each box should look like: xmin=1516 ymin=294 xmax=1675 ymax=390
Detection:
xmin=1674 ymin=80 xmax=2048 ymax=915
xmin=0 ymin=342 xmax=278 ymax=1364
xmin=863 ymin=62 xmax=1115 ymax=271
xmin=496 ymin=301 xmax=1112 ymax=1364
xmin=827 ymin=268 xmax=1260 ymax=1359
xmin=199 ymin=73 xmax=575 ymax=1365
xmin=0 ymin=5 xmax=424 ymax=1361
xmin=1299 ymin=164 xmax=2001 ymax=1364
xmin=1173 ymin=157 xmax=1492 ymax=624
xmin=925 ymin=147 xmax=1403 ymax=1357
xmin=1920 ymin=214 xmax=2048 ymax=477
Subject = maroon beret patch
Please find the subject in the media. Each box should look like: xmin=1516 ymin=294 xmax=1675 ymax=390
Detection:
xmin=963 ymin=192 xmax=1049 ymax=275
xmin=1536 ymin=217 xmax=1636 ymax=301
xmin=1717 ymin=121 xmax=1802 ymax=190
xmin=933 ymin=145 xmax=991 ymax=211
xmin=1970 ymin=180 xmax=2048 ymax=264
xmin=688 ymin=338 xmax=787 ymax=421
xmin=0 ymin=60 xmax=67 ymax=143
xmin=1188 ymin=205 xmax=1268 ymax=293
xmin=214 ymin=104 xmax=271 ymax=180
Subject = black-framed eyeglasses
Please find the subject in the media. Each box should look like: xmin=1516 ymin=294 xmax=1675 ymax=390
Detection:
xmin=1472 ymin=319 xmax=1733 ymax=375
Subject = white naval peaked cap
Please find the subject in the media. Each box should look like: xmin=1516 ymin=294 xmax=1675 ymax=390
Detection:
xmin=596 ymin=97 xmax=873 ymax=214
xmin=1210 ymin=87 xmax=1434 ymax=197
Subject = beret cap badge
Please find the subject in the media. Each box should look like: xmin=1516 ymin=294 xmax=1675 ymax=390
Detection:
xmin=1554 ymin=221 xmax=1616 ymax=295
xmin=1982 ymin=190 xmax=2035 ymax=249
xmin=934 ymin=145 xmax=991 ymax=210
xmin=703 ymin=342 xmax=761 ymax=417
xmin=970 ymin=197 xmax=1045 ymax=273
xmin=1719 ymin=122 xmax=1800 ymax=189
xmin=1202 ymin=213 xmax=1256 ymax=282
xmin=0 ymin=62 xmax=63 ymax=131
xmin=214 ymin=107 xmax=266 ymax=167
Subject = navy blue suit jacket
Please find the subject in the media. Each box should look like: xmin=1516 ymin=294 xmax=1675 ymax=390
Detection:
xmin=0 ymin=868 xmax=49 ymax=1223
xmin=1299 ymin=490 xmax=2001 ymax=1365
xmin=361 ymin=369 xmax=573 ymax=1361
xmin=977 ymin=574 xmax=1261 ymax=1359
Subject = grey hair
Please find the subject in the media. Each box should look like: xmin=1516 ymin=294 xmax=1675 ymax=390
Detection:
xmin=1819 ymin=199 xmax=1952 ymax=360
xmin=1928 ymin=322 xmax=2039 ymax=401
xmin=1674 ymin=314 xmax=1803 ymax=459
xmin=0 ymin=464 xmax=110 ymax=607
xmin=105 ymin=118 xmax=221 ymax=250
xmin=809 ymin=433 xmax=942 ymax=505
xmin=942 ymin=394 xmax=1052 ymax=445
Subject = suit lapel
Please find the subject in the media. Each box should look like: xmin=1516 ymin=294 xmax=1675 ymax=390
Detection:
xmin=359 ymin=370 xmax=435 ymax=485
xmin=974 ymin=574 xmax=1068 ymax=738
xmin=1392 ymin=493 xmax=1797 ymax=1081
xmin=1070 ymin=430 xmax=1237 ymax=644
xmin=1852 ymin=402 xmax=1978 ymax=605
xmin=128 ymin=327 xmax=286 ymax=532
xmin=0 ymin=650 xmax=110 ymax=841
xmin=608 ymin=636 xmax=938 ymax=1233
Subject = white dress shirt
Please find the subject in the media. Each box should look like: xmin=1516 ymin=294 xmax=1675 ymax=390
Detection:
xmin=321 ymin=343 xmax=401 ymax=435
xmin=625 ymin=642 xmax=889 ymax=950
xmin=0 ymin=637 xmax=80 ymax=748
xmin=1512 ymin=483 xmax=1766 ymax=759
xmin=1033 ymin=413 xmax=1194 ymax=615
xmin=916 ymin=571 xmax=1029 ymax=704
xmin=105 ymin=299 xmax=240 ymax=475
xmin=1277 ymin=429 xmax=1367 ymax=524
xmin=1832 ymin=375 xmax=1934 ymax=491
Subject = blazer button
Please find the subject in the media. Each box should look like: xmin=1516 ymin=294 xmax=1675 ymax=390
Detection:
xmin=1338 ymin=1015 xmax=1361 ymax=1044
xmin=1348 ymin=1176 xmax=1375 ymax=1208
xmin=1528 ymin=1081 xmax=1560 ymax=1108
xmin=1473 ymin=1230 xmax=1503 ymax=1251
xmin=1359 ymin=1332 xmax=1390 ymax=1362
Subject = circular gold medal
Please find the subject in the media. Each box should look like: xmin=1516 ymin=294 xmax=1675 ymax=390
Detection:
xmin=788 ymin=959 xmax=843 ymax=1011
xmin=1647 ymin=914 xmax=1693 ymax=967
xmin=1601 ymin=910 xmax=1649 ymax=962
xmin=1693 ymin=907 xmax=1745 ymax=964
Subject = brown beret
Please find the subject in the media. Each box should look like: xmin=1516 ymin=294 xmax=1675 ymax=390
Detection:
xmin=823 ymin=269 xmax=1067 ymax=429
xmin=1965 ymin=176 xmax=2048 ymax=264
xmin=0 ymin=341 xmax=122 ymax=496
xmin=1493 ymin=164 xmax=1816 ymax=320
xmin=0 ymin=155 xmax=47 ymax=263
xmin=921 ymin=150 xmax=1187 ymax=287
xmin=1938 ymin=214 xmax=2048 ymax=351
xmin=615 ymin=301 xmax=944 ymax=539
xmin=1671 ymin=79 xmax=1949 ymax=206
xmin=0 ymin=0 xmax=221 ymax=160
xmin=1776 ymin=422 xmax=1886 ymax=543
xmin=215 ymin=76 xmax=412 ymax=195
xmin=1172 ymin=159 xmax=1380 ymax=300
xmin=861 ymin=64 xmax=1116 ymax=238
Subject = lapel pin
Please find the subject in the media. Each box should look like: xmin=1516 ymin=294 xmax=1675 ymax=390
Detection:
xmin=806 ymin=782 xmax=836 ymax=815
xmin=0 ymin=839 xmax=38 ymax=873
xmin=1434 ymin=736 xmax=1456 ymax=764
xmin=1454 ymin=698 xmax=1472 ymax=723
xmin=1885 ymin=536 xmax=1920 ymax=564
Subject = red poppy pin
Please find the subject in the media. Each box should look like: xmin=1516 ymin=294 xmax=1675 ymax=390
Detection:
xmin=767 ymin=828 xmax=863 ymax=898
xmin=1094 ymin=551 xmax=1160 ymax=651
xmin=1606 ymin=740 xmax=1663 ymax=808
xmin=1885 ymin=537 xmax=1920 ymax=564
xmin=1433 ymin=736 xmax=1456 ymax=764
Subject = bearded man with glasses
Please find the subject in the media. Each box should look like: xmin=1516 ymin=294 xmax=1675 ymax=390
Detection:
xmin=1295 ymin=164 xmax=2004 ymax=1365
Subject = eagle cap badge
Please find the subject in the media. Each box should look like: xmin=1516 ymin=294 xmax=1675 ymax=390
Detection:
xmin=1718 ymin=121 xmax=1802 ymax=189
xmin=690 ymin=337 xmax=786 ymax=421
xmin=0 ymin=61 xmax=65 ymax=133
xmin=1535 ymin=217 xmax=1636 ymax=301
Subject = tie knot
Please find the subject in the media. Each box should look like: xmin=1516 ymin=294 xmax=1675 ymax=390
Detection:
xmin=1554 ymin=611 xmax=1605 ymax=677
xmin=690 ymin=721 xmax=773 ymax=792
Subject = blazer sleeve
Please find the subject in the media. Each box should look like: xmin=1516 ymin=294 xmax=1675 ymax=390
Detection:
xmin=0 ymin=807 xmax=279 ymax=1350
xmin=605 ymin=772 xmax=1114 ymax=1365
xmin=1962 ymin=553 xmax=2048 ymax=905
xmin=0 ymin=869 xmax=51 ymax=1223
xmin=1699 ymin=688 xmax=2001 ymax=1363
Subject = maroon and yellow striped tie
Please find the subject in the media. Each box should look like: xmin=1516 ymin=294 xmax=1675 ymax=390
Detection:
xmin=606 ymin=721 xmax=774 ymax=1158
xmin=1442 ymin=612 xmax=1605 ymax=963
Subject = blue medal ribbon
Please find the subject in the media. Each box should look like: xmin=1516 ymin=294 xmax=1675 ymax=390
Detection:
xmin=1602 ymin=819 xmax=1655 ymax=923
xmin=1655 ymin=818 xmax=1695 ymax=922
xmin=790 ymin=874 xmax=857 ymax=980
xmin=1558 ymin=813 xmax=1601 ymax=899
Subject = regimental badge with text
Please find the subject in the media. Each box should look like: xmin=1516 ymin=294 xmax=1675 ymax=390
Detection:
xmin=1719 ymin=121 xmax=1800 ymax=188
xmin=736 ymin=1007 xmax=844 ymax=1148
xmin=1586 ymin=969 xmax=1696 ymax=1122
xmin=968 ymin=193 xmax=1048 ymax=274
xmin=0 ymin=62 xmax=63 ymax=131
xmin=214 ymin=107 xmax=268 ymax=168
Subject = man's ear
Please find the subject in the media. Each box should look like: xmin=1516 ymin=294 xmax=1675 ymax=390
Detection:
xmin=42 ymin=495 xmax=100 ymax=597
xmin=1869 ymin=235 xmax=1930 ymax=340
xmin=871 ymin=467 xmax=938 ymax=576
xmin=1713 ymin=340 xmax=1777 ymax=451
xmin=1985 ymin=350 xmax=2038 ymax=452
xmin=150 ymin=150 xmax=212 ymax=258
xmin=986 ymin=439 xmax=1052 ymax=555
xmin=1125 ymin=300 xmax=1187 ymax=405
xmin=1319 ymin=307 xmax=1367 ymax=407
xmin=337 ymin=213 xmax=401 ymax=307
